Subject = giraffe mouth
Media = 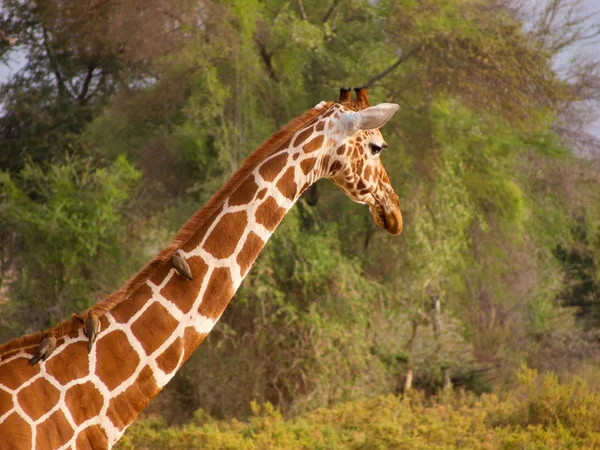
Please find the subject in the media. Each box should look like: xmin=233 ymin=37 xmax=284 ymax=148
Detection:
xmin=369 ymin=196 xmax=403 ymax=235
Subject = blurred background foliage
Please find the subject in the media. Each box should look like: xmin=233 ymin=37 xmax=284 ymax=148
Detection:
xmin=1 ymin=0 xmax=600 ymax=441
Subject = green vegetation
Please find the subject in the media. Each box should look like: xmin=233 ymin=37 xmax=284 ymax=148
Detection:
xmin=1 ymin=0 xmax=600 ymax=445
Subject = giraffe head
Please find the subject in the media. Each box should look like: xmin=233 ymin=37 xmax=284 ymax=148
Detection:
xmin=322 ymin=88 xmax=402 ymax=235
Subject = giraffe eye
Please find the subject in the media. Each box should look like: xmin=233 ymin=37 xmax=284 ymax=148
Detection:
xmin=370 ymin=143 xmax=383 ymax=155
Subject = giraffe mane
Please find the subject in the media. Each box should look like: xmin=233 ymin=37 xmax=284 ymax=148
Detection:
xmin=0 ymin=101 xmax=335 ymax=360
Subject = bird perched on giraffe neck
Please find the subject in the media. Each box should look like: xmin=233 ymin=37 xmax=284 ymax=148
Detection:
xmin=84 ymin=310 xmax=100 ymax=353
xmin=172 ymin=250 xmax=193 ymax=281
xmin=28 ymin=330 xmax=58 ymax=365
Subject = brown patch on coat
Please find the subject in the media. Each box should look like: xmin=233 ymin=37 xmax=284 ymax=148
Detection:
xmin=276 ymin=135 xmax=293 ymax=153
xmin=255 ymin=197 xmax=286 ymax=232
xmin=45 ymin=342 xmax=89 ymax=385
xmin=198 ymin=268 xmax=234 ymax=320
xmin=355 ymin=159 xmax=364 ymax=174
xmin=336 ymin=144 xmax=346 ymax=155
xmin=381 ymin=170 xmax=391 ymax=184
xmin=181 ymin=204 xmax=224 ymax=254
xmin=0 ymin=413 xmax=31 ymax=449
xmin=293 ymin=126 xmax=315 ymax=147
xmin=110 ymin=284 xmax=153 ymax=324
xmin=69 ymin=328 xmax=80 ymax=339
xmin=182 ymin=327 xmax=207 ymax=363
xmin=321 ymin=155 xmax=331 ymax=172
xmin=76 ymin=425 xmax=109 ymax=450
xmin=160 ymin=256 xmax=208 ymax=314
xmin=292 ymin=153 xmax=300 ymax=160
xmin=364 ymin=165 xmax=372 ymax=181
xmin=0 ymin=388 xmax=12 ymax=416
xmin=106 ymin=366 xmax=158 ymax=430
xmin=300 ymin=157 xmax=317 ymax=175
xmin=259 ymin=153 xmax=288 ymax=182
xmin=36 ymin=410 xmax=73 ymax=450
xmin=357 ymin=180 xmax=366 ymax=190
xmin=203 ymin=211 xmax=248 ymax=259
xmin=149 ymin=261 xmax=175 ymax=287
xmin=17 ymin=378 xmax=60 ymax=421
xmin=276 ymin=167 xmax=297 ymax=200
xmin=316 ymin=121 xmax=325 ymax=131
xmin=98 ymin=315 xmax=109 ymax=333
xmin=229 ymin=176 xmax=259 ymax=207
xmin=237 ymin=232 xmax=265 ymax=276
xmin=95 ymin=330 xmax=140 ymax=391
xmin=156 ymin=337 xmax=183 ymax=375
xmin=330 ymin=160 xmax=342 ymax=174
xmin=302 ymin=135 xmax=324 ymax=153
xmin=0 ymin=357 xmax=40 ymax=389
xmin=257 ymin=188 xmax=267 ymax=200
xmin=65 ymin=382 xmax=104 ymax=426
xmin=131 ymin=302 xmax=179 ymax=356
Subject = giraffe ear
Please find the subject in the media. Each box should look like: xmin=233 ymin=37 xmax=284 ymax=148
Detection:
xmin=355 ymin=103 xmax=400 ymax=130
xmin=342 ymin=103 xmax=400 ymax=134
xmin=341 ymin=103 xmax=400 ymax=134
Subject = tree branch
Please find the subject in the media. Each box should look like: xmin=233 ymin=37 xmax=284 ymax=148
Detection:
xmin=77 ymin=64 xmax=96 ymax=105
xmin=41 ymin=27 xmax=68 ymax=98
xmin=254 ymin=37 xmax=278 ymax=82
xmin=321 ymin=0 xmax=340 ymax=23
xmin=297 ymin=0 xmax=308 ymax=21
xmin=86 ymin=69 xmax=106 ymax=100
xmin=322 ymin=0 xmax=340 ymax=23
xmin=364 ymin=48 xmax=416 ymax=88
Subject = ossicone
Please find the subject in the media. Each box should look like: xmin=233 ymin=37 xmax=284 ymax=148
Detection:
xmin=339 ymin=87 xmax=352 ymax=103
xmin=354 ymin=86 xmax=370 ymax=108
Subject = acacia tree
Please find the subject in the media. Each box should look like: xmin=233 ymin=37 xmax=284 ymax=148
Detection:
xmin=0 ymin=0 xmax=200 ymax=171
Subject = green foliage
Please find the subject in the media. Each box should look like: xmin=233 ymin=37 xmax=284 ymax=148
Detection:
xmin=118 ymin=369 xmax=600 ymax=449
xmin=0 ymin=155 xmax=140 ymax=337
xmin=387 ymin=0 xmax=565 ymax=124
xmin=2 ymin=0 xmax=600 ymax=434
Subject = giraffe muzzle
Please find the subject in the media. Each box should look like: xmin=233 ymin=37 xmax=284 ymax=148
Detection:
xmin=369 ymin=194 xmax=403 ymax=235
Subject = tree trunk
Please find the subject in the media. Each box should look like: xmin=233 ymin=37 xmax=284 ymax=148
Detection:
xmin=403 ymin=369 xmax=414 ymax=392
xmin=431 ymin=293 xmax=452 ymax=391
xmin=443 ymin=368 xmax=452 ymax=390
xmin=401 ymin=319 xmax=419 ymax=393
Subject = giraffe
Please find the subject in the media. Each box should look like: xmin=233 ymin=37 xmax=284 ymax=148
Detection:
xmin=0 ymin=87 xmax=402 ymax=450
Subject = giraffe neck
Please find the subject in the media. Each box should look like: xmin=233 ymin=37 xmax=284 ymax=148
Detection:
xmin=0 ymin=112 xmax=336 ymax=449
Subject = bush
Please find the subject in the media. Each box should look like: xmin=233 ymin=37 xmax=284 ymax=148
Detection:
xmin=118 ymin=367 xmax=600 ymax=449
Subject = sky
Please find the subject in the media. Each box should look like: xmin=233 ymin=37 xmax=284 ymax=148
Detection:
xmin=551 ymin=0 xmax=600 ymax=139
xmin=0 ymin=45 xmax=23 ymax=81
xmin=0 ymin=0 xmax=599 ymax=135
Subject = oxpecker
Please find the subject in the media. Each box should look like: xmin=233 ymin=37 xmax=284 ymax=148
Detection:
xmin=172 ymin=250 xmax=193 ymax=281
xmin=28 ymin=331 xmax=58 ymax=365
xmin=84 ymin=310 xmax=100 ymax=353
